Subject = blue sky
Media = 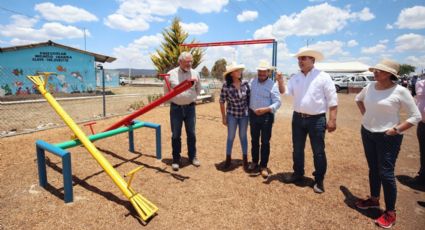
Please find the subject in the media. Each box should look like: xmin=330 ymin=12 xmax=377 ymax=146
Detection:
xmin=1 ymin=0 xmax=424 ymax=74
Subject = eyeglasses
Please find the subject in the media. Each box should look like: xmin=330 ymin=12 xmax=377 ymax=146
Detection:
xmin=298 ymin=56 xmax=312 ymax=61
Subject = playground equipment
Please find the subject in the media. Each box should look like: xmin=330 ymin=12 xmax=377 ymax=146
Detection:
xmin=28 ymin=73 xmax=158 ymax=222
xmin=103 ymin=74 xmax=195 ymax=132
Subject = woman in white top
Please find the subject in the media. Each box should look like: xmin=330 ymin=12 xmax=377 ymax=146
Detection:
xmin=354 ymin=59 xmax=421 ymax=228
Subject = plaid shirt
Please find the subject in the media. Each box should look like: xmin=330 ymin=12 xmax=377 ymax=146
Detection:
xmin=219 ymin=80 xmax=250 ymax=118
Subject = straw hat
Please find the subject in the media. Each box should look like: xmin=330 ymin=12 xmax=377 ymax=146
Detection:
xmin=223 ymin=62 xmax=245 ymax=77
xmin=256 ymin=60 xmax=276 ymax=71
xmin=369 ymin=59 xmax=400 ymax=79
xmin=294 ymin=47 xmax=324 ymax=62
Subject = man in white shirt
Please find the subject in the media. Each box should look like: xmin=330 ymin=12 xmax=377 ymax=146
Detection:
xmin=286 ymin=48 xmax=338 ymax=193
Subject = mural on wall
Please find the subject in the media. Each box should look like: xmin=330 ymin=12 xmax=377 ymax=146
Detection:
xmin=12 ymin=69 xmax=23 ymax=76
xmin=0 ymin=46 xmax=99 ymax=96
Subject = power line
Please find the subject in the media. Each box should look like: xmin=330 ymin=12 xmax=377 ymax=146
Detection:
xmin=0 ymin=5 xmax=33 ymax=18
xmin=0 ymin=5 xmax=88 ymax=49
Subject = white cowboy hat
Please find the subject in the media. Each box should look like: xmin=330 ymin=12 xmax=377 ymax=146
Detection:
xmin=223 ymin=62 xmax=245 ymax=77
xmin=369 ymin=59 xmax=400 ymax=79
xmin=256 ymin=60 xmax=276 ymax=71
xmin=294 ymin=47 xmax=324 ymax=62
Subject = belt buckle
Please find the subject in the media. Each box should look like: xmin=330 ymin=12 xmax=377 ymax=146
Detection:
xmin=300 ymin=113 xmax=310 ymax=118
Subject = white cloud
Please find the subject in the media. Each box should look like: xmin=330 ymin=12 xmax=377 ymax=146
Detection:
xmin=106 ymin=34 xmax=163 ymax=69
xmin=34 ymin=2 xmax=98 ymax=23
xmin=104 ymin=13 xmax=151 ymax=32
xmin=395 ymin=33 xmax=425 ymax=52
xmin=361 ymin=43 xmax=387 ymax=54
xmin=254 ymin=3 xmax=375 ymax=38
xmin=386 ymin=24 xmax=394 ymax=30
xmin=352 ymin=7 xmax=375 ymax=21
xmin=0 ymin=15 xmax=86 ymax=45
xmin=105 ymin=0 xmax=228 ymax=31
xmin=307 ymin=40 xmax=348 ymax=58
xmin=395 ymin=6 xmax=425 ymax=29
xmin=237 ymin=10 xmax=258 ymax=22
xmin=180 ymin=22 xmax=209 ymax=35
xmin=347 ymin=39 xmax=358 ymax=47
xmin=253 ymin=25 xmax=274 ymax=39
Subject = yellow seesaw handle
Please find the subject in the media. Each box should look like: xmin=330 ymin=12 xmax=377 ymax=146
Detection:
xmin=28 ymin=74 xmax=157 ymax=221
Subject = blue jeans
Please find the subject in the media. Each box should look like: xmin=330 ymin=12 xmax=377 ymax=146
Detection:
xmin=250 ymin=110 xmax=274 ymax=168
xmin=170 ymin=103 xmax=196 ymax=163
xmin=226 ymin=114 xmax=248 ymax=156
xmin=361 ymin=126 xmax=403 ymax=211
xmin=292 ymin=112 xmax=327 ymax=182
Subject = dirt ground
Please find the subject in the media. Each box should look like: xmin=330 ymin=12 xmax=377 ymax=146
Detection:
xmin=0 ymin=93 xmax=424 ymax=230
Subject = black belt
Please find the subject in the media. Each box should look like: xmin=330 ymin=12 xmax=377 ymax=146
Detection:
xmin=294 ymin=111 xmax=325 ymax=118
xmin=171 ymin=102 xmax=195 ymax=107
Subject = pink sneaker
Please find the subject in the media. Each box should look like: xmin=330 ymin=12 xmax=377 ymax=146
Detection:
xmin=375 ymin=211 xmax=396 ymax=228
xmin=355 ymin=197 xmax=380 ymax=210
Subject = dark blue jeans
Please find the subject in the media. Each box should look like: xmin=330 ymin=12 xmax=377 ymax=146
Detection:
xmin=170 ymin=103 xmax=196 ymax=163
xmin=361 ymin=126 xmax=403 ymax=211
xmin=292 ymin=112 xmax=327 ymax=182
xmin=249 ymin=110 xmax=274 ymax=168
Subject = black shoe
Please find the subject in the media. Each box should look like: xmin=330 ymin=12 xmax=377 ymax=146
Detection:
xmin=248 ymin=162 xmax=259 ymax=173
xmin=313 ymin=180 xmax=325 ymax=193
xmin=411 ymin=176 xmax=425 ymax=186
xmin=286 ymin=173 xmax=303 ymax=183
xmin=242 ymin=155 xmax=249 ymax=171
xmin=224 ymin=155 xmax=231 ymax=169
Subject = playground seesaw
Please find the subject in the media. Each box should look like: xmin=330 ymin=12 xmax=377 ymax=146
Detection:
xmin=27 ymin=73 xmax=159 ymax=223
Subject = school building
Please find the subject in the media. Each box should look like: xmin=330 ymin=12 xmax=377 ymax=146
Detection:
xmin=0 ymin=40 xmax=116 ymax=97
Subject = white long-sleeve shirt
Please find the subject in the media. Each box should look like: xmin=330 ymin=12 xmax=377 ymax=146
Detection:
xmin=355 ymin=82 xmax=421 ymax=132
xmin=287 ymin=68 xmax=338 ymax=115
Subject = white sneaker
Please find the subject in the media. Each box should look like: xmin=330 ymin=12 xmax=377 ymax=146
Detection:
xmin=172 ymin=163 xmax=179 ymax=171
xmin=191 ymin=158 xmax=200 ymax=167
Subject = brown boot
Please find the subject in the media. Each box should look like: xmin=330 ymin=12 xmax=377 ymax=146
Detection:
xmin=243 ymin=155 xmax=248 ymax=171
xmin=224 ymin=155 xmax=231 ymax=169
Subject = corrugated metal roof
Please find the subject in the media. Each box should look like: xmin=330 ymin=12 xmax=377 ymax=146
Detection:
xmin=0 ymin=40 xmax=116 ymax=63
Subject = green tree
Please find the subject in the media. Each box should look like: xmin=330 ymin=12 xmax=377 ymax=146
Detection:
xmin=151 ymin=17 xmax=203 ymax=74
xmin=201 ymin=66 xmax=210 ymax=78
xmin=211 ymin=59 xmax=227 ymax=80
xmin=399 ymin=64 xmax=416 ymax=76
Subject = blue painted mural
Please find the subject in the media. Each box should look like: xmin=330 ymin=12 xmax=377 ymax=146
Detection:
xmin=0 ymin=45 xmax=97 ymax=96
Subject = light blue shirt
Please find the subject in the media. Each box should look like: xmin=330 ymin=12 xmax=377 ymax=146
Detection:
xmin=249 ymin=77 xmax=281 ymax=113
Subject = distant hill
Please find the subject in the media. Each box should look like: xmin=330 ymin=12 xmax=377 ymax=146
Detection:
xmin=110 ymin=68 xmax=157 ymax=76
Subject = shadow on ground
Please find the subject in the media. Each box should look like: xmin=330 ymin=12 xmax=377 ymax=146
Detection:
xmin=340 ymin=185 xmax=382 ymax=219
xmin=396 ymin=175 xmax=425 ymax=192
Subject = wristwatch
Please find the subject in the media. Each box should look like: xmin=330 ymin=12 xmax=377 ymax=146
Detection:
xmin=393 ymin=127 xmax=401 ymax=134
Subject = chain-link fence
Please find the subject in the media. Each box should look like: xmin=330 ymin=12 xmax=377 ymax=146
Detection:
xmin=0 ymin=69 xmax=223 ymax=138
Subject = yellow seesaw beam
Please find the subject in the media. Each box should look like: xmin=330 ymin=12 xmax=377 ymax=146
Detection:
xmin=28 ymin=74 xmax=158 ymax=222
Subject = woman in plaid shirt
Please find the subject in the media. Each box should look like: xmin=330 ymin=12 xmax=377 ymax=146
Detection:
xmin=220 ymin=62 xmax=250 ymax=171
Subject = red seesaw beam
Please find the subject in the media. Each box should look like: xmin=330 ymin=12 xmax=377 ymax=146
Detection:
xmin=103 ymin=76 xmax=194 ymax=132
xmin=180 ymin=39 xmax=275 ymax=48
